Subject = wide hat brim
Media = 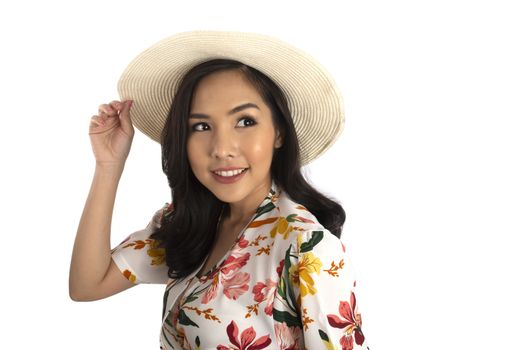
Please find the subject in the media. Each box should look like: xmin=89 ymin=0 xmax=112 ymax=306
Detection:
xmin=117 ymin=30 xmax=345 ymax=166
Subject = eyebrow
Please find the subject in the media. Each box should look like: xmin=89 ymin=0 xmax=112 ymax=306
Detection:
xmin=189 ymin=102 xmax=260 ymax=119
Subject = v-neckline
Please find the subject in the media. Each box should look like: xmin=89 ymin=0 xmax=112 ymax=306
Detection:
xmin=194 ymin=208 xmax=255 ymax=280
xmin=193 ymin=179 xmax=279 ymax=280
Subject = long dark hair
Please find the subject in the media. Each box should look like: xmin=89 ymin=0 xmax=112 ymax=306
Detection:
xmin=150 ymin=58 xmax=346 ymax=282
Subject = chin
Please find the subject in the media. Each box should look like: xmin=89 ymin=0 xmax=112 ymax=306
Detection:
xmin=196 ymin=171 xmax=250 ymax=201
xmin=209 ymin=186 xmax=248 ymax=204
xmin=197 ymin=174 xmax=241 ymax=197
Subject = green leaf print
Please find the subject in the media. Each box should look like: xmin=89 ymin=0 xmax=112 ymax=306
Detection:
xmin=286 ymin=213 xmax=298 ymax=222
xmin=255 ymin=201 xmax=276 ymax=219
xmin=162 ymin=289 xmax=169 ymax=319
xmin=161 ymin=328 xmax=175 ymax=349
xmin=273 ymin=309 xmax=302 ymax=327
xmin=273 ymin=244 xmax=301 ymax=328
xmin=299 ymin=230 xmax=324 ymax=253
xmin=177 ymin=309 xmax=199 ymax=327
xmin=319 ymin=329 xmax=329 ymax=342
xmin=185 ymin=294 xmax=199 ymax=304
xmin=162 ymin=280 xmax=181 ymax=318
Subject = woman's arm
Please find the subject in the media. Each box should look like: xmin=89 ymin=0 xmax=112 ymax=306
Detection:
xmin=69 ymin=162 xmax=134 ymax=301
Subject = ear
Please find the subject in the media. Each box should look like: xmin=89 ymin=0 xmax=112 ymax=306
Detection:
xmin=274 ymin=129 xmax=283 ymax=149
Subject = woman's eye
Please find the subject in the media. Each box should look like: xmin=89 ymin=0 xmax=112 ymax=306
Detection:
xmin=190 ymin=116 xmax=257 ymax=132
xmin=190 ymin=122 xmax=209 ymax=132
xmin=237 ymin=116 xmax=257 ymax=127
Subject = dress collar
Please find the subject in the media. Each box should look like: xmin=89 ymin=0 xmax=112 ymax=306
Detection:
xmin=251 ymin=178 xmax=281 ymax=220
xmin=217 ymin=178 xmax=281 ymax=224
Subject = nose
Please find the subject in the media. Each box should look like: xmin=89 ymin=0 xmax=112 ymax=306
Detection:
xmin=210 ymin=126 xmax=238 ymax=159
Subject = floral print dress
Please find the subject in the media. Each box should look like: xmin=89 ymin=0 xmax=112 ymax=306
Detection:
xmin=110 ymin=179 xmax=369 ymax=350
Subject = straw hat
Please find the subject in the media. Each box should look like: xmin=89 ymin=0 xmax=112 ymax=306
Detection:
xmin=117 ymin=30 xmax=345 ymax=165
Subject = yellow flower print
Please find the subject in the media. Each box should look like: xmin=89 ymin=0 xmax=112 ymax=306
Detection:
xmin=122 ymin=238 xmax=165 ymax=266
xmin=270 ymin=217 xmax=293 ymax=239
xmin=147 ymin=239 xmax=166 ymax=266
xmin=289 ymin=251 xmax=322 ymax=297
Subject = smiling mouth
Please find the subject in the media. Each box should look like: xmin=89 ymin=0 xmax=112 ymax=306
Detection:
xmin=212 ymin=168 xmax=249 ymax=177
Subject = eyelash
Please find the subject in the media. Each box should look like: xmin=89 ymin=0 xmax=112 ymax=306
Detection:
xmin=190 ymin=116 xmax=257 ymax=132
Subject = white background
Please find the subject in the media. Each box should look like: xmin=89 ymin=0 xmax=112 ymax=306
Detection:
xmin=0 ymin=0 xmax=523 ymax=349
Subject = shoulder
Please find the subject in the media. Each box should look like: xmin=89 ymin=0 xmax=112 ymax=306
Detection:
xmin=294 ymin=228 xmax=346 ymax=258
xmin=272 ymin=191 xmax=344 ymax=254
xmin=275 ymin=190 xmax=325 ymax=232
xmin=148 ymin=202 xmax=172 ymax=230
xmin=274 ymin=190 xmax=346 ymax=252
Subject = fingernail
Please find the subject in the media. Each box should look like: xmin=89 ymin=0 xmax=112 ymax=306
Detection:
xmin=128 ymin=100 xmax=133 ymax=108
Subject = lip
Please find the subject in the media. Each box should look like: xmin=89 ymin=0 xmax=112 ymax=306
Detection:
xmin=211 ymin=167 xmax=248 ymax=172
xmin=211 ymin=168 xmax=248 ymax=184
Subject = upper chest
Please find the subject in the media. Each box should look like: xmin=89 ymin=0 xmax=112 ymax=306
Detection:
xmin=195 ymin=221 xmax=247 ymax=278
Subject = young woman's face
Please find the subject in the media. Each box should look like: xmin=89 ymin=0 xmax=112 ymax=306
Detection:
xmin=187 ymin=69 xmax=282 ymax=211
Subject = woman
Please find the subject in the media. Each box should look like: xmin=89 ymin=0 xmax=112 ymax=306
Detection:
xmin=69 ymin=31 xmax=369 ymax=350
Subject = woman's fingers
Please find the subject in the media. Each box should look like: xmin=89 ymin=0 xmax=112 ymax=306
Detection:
xmin=98 ymin=100 xmax=129 ymax=119
xmin=88 ymin=99 xmax=135 ymax=164
xmin=117 ymin=100 xmax=134 ymax=134
xmin=89 ymin=115 xmax=105 ymax=134
xmin=90 ymin=100 xmax=133 ymax=135
xmin=98 ymin=104 xmax=109 ymax=115
xmin=90 ymin=115 xmax=103 ymax=126
xmin=89 ymin=115 xmax=119 ymax=135
xmin=98 ymin=103 xmax=118 ymax=120
xmin=91 ymin=100 xmax=133 ymax=133
xmin=108 ymin=100 xmax=122 ymax=111
xmin=98 ymin=102 xmax=120 ymax=124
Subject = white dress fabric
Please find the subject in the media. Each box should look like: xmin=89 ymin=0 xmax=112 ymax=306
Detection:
xmin=111 ymin=179 xmax=369 ymax=349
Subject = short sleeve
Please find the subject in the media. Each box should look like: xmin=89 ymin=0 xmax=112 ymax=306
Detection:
xmin=110 ymin=203 xmax=171 ymax=285
xmin=287 ymin=228 xmax=369 ymax=349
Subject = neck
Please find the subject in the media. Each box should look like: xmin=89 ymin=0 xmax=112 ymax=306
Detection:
xmin=223 ymin=177 xmax=272 ymax=225
xmin=223 ymin=205 xmax=257 ymax=227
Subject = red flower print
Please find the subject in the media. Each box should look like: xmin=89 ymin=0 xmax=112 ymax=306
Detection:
xmin=252 ymin=278 xmax=278 ymax=315
xmin=223 ymin=271 xmax=250 ymax=300
xmin=202 ymin=274 xmax=220 ymax=304
xmin=274 ymin=322 xmax=302 ymax=350
xmin=326 ymin=287 xmax=365 ymax=349
xmin=237 ymin=235 xmax=249 ymax=249
xmin=221 ymin=252 xmax=250 ymax=275
xmin=252 ymin=282 xmax=267 ymax=303
xmin=201 ymin=252 xmax=251 ymax=304
xmin=276 ymin=259 xmax=285 ymax=276
xmin=217 ymin=320 xmax=271 ymax=350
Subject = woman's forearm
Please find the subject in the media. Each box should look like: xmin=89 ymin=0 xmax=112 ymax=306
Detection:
xmin=69 ymin=162 xmax=125 ymax=300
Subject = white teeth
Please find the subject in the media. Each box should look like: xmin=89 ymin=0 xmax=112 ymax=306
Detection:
xmin=214 ymin=168 xmax=246 ymax=177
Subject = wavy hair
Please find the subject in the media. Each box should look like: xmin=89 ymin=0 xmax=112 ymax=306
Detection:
xmin=149 ymin=58 xmax=346 ymax=282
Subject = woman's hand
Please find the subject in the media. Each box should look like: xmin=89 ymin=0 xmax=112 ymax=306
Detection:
xmin=89 ymin=100 xmax=135 ymax=166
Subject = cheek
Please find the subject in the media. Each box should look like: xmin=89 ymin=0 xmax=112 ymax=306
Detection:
xmin=242 ymin=134 xmax=275 ymax=163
